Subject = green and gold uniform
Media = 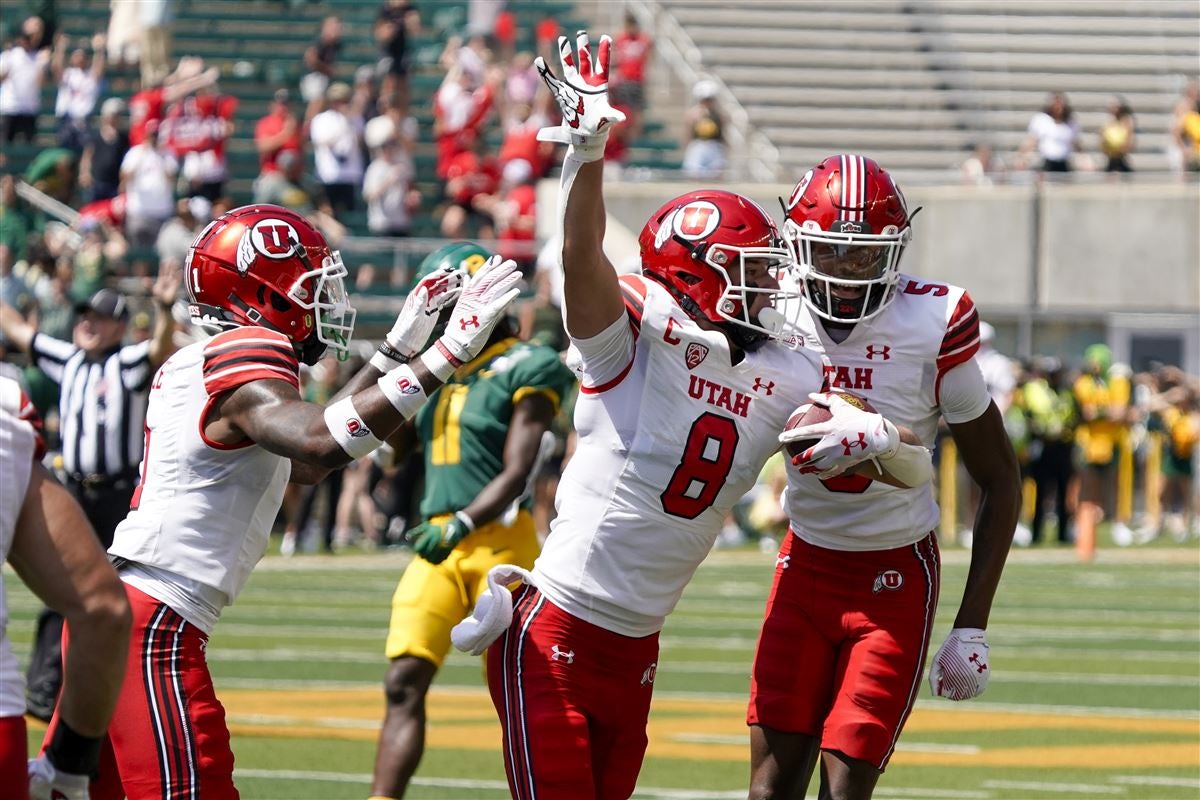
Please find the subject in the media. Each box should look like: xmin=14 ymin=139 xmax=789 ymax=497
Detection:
xmin=385 ymin=337 xmax=576 ymax=666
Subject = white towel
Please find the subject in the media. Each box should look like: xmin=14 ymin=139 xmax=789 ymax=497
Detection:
xmin=450 ymin=564 xmax=536 ymax=656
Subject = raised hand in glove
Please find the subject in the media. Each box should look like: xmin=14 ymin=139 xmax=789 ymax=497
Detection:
xmin=928 ymin=627 xmax=990 ymax=700
xmin=28 ymin=755 xmax=90 ymax=800
xmin=430 ymin=255 xmax=522 ymax=370
xmin=409 ymin=512 xmax=475 ymax=565
xmin=780 ymin=392 xmax=899 ymax=478
xmin=535 ymin=30 xmax=626 ymax=161
xmin=371 ymin=263 xmax=467 ymax=372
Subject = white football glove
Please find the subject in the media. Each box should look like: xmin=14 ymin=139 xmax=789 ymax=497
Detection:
xmin=370 ymin=264 xmax=467 ymax=372
xmin=928 ymin=627 xmax=990 ymax=701
xmin=535 ymin=31 xmax=627 ymax=162
xmin=423 ymin=255 xmax=521 ymax=379
xmin=28 ymin=755 xmax=90 ymax=800
xmin=780 ymin=392 xmax=900 ymax=478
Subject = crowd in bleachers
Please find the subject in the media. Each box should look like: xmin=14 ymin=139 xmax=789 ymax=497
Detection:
xmin=2 ymin=2 xmax=1197 ymax=557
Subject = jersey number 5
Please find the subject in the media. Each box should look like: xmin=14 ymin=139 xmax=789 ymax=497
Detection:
xmin=661 ymin=413 xmax=739 ymax=519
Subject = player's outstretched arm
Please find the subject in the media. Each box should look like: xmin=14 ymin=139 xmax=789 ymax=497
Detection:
xmin=214 ymin=257 xmax=522 ymax=469
xmin=12 ymin=463 xmax=131 ymax=794
xmin=536 ymin=31 xmax=627 ymax=339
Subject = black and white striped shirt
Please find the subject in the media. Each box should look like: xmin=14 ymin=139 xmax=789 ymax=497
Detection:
xmin=31 ymin=332 xmax=152 ymax=477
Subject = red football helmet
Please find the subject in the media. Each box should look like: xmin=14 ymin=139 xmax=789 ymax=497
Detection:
xmin=184 ymin=205 xmax=355 ymax=363
xmin=638 ymin=189 xmax=792 ymax=349
xmin=783 ymin=154 xmax=914 ymax=323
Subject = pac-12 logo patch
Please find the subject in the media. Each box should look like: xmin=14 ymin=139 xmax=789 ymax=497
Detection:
xmin=685 ymin=342 xmax=709 ymax=370
xmin=873 ymin=569 xmax=903 ymax=593
xmin=236 ymin=218 xmax=300 ymax=273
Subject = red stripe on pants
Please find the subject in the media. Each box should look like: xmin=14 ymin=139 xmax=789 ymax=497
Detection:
xmin=44 ymin=583 xmax=239 ymax=800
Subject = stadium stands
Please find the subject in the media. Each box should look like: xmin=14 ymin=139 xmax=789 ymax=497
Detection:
xmin=659 ymin=0 xmax=1199 ymax=179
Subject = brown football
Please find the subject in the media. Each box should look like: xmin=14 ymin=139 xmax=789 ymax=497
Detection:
xmin=783 ymin=391 xmax=877 ymax=460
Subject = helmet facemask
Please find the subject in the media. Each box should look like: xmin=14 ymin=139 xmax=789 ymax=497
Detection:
xmin=288 ymin=244 xmax=356 ymax=360
xmin=704 ymin=241 xmax=797 ymax=348
xmin=784 ymin=218 xmax=909 ymax=324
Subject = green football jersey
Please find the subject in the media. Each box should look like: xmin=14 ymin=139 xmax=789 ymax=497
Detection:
xmin=415 ymin=338 xmax=576 ymax=519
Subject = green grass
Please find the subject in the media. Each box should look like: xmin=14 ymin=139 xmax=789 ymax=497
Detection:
xmin=8 ymin=539 xmax=1199 ymax=800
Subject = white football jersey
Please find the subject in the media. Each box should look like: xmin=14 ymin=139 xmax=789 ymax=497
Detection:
xmin=777 ymin=274 xmax=987 ymax=551
xmin=109 ymin=327 xmax=296 ymax=627
xmin=0 ymin=377 xmax=43 ymax=716
xmin=534 ymin=276 xmax=825 ymax=637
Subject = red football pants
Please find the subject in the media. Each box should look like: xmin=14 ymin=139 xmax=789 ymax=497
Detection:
xmin=748 ymin=531 xmax=940 ymax=770
xmin=43 ymin=583 xmax=238 ymax=800
xmin=1 ymin=715 xmax=29 ymax=800
xmin=486 ymin=586 xmax=660 ymax=800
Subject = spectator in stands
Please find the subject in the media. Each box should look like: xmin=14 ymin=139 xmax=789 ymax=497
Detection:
xmin=254 ymin=89 xmax=302 ymax=180
xmin=160 ymin=85 xmax=237 ymax=202
xmin=0 ymin=177 xmax=33 ymax=262
xmin=503 ymin=52 xmax=539 ymax=125
xmin=1024 ymin=356 xmax=1078 ymax=545
xmin=310 ymin=81 xmax=365 ymax=216
xmin=0 ymin=18 xmax=52 ymax=143
xmin=1148 ymin=380 xmax=1199 ymax=542
xmin=433 ymin=46 xmax=498 ymax=178
xmin=534 ymin=15 xmax=560 ymax=65
xmin=1099 ymin=96 xmax=1136 ymax=174
xmin=127 ymin=56 xmax=219 ymax=147
xmin=362 ymin=116 xmax=418 ymax=237
xmin=138 ymin=0 xmax=175 ymax=88
xmin=375 ymin=0 xmax=420 ymax=106
xmin=106 ymin=0 xmax=142 ymax=70
xmin=1171 ymin=89 xmax=1200 ymax=174
xmin=24 ymin=146 xmax=77 ymax=204
xmin=367 ymin=92 xmax=419 ymax=152
xmin=612 ymin=12 xmax=652 ymax=111
xmin=155 ymin=195 xmax=210 ymax=264
xmin=1017 ymin=92 xmax=1085 ymax=175
xmin=1073 ymin=343 xmax=1134 ymax=559
xmin=51 ymin=32 xmax=106 ymax=153
xmin=440 ymin=131 xmax=498 ymax=238
xmin=475 ymin=157 xmax=537 ymax=269
xmin=682 ymin=79 xmax=727 ymax=178
xmin=1167 ymin=78 xmax=1198 ymax=175
xmin=80 ymin=98 xmax=128 ymax=202
xmin=119 ymin=119 xmax=177 ymax=247
xmin=499 ymin=102 xmax=553 ymax=179
xmin=301 ymin=15 xmax=343 ymax=111
xmin=960 ymin=142 xmax=1006 ymax=186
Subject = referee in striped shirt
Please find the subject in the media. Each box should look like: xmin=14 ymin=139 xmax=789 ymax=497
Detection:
xmin=0 ymin=267 xmax=180 ymax=719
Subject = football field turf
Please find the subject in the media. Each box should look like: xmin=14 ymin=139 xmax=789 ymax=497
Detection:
xmin=9 ymin=541 xmax=1199 ymax=800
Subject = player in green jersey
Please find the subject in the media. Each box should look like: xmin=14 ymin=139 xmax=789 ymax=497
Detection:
xmin=369 ymin=242 xmax=576 ymax=800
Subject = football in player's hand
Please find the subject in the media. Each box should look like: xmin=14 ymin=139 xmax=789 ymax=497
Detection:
xmin=783 ymin=391 xmax=878 ymax=460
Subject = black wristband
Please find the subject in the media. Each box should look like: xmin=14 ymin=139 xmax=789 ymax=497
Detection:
xmin=46 ymin=718 xmax=103 ymax=777
xmin=377 ymin=342 xmax=410 ymax=364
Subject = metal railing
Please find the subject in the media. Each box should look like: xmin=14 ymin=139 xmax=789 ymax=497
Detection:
xmin=624 ymin=0 xmax=783 ymax=183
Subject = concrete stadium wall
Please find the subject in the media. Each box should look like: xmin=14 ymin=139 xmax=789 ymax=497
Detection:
xmin=539 ymin=180 xmax=1199 ymax=317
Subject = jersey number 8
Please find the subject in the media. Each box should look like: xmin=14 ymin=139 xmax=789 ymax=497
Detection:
xmin=660 ymin=413 xmax=740 ymax=519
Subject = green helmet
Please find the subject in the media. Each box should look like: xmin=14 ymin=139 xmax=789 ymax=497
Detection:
xmin=411 ymin=241 xmax=492 ymax=290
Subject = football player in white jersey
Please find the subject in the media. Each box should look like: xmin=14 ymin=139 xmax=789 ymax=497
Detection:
xmin=747 ymin=155 xmax=1022 ymax=800
xmin=0 ymin=378 xmax=131 ymax=800
xmin=466 ymin=35 xmax=916 ymax=800
xmin=37 ymin=204 xmax=521 ymax=800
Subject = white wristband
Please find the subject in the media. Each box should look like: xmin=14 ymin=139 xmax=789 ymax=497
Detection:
xmin=378 ymin=363 xmax=429 ymax=420
xmin=323 ymin=396 xmax=384 ymax=459
xmin=878 ymin=441 xmax=935 ymax=488
xmin=454 ymin=509 xmax=477 ymax=533
xmin=418 ymin=339 xmax=462 ymax=383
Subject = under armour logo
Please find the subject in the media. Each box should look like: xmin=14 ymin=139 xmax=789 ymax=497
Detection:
xmin=752 ymin=377 xmax=775 ymax=395
xmin=842 ymin=433 xmax=867 ymax=456
xmin=776 ymin=554 xmax=790 ymax=569
xmin=641 ymin=662 xmax=657 ymax=686
xmin=459 ymin=315 xmax=480 ymax=330
xmin=551 ymin=644 xmax=575 ymax=664
xmin=865 ymin=345 xmax=891 ymax=361
xmin=969 ymin=652 xmax=988 ymax=674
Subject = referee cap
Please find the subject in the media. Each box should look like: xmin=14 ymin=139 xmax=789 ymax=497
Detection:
xmin=74 ymin=288 xmax=129 ymax=321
